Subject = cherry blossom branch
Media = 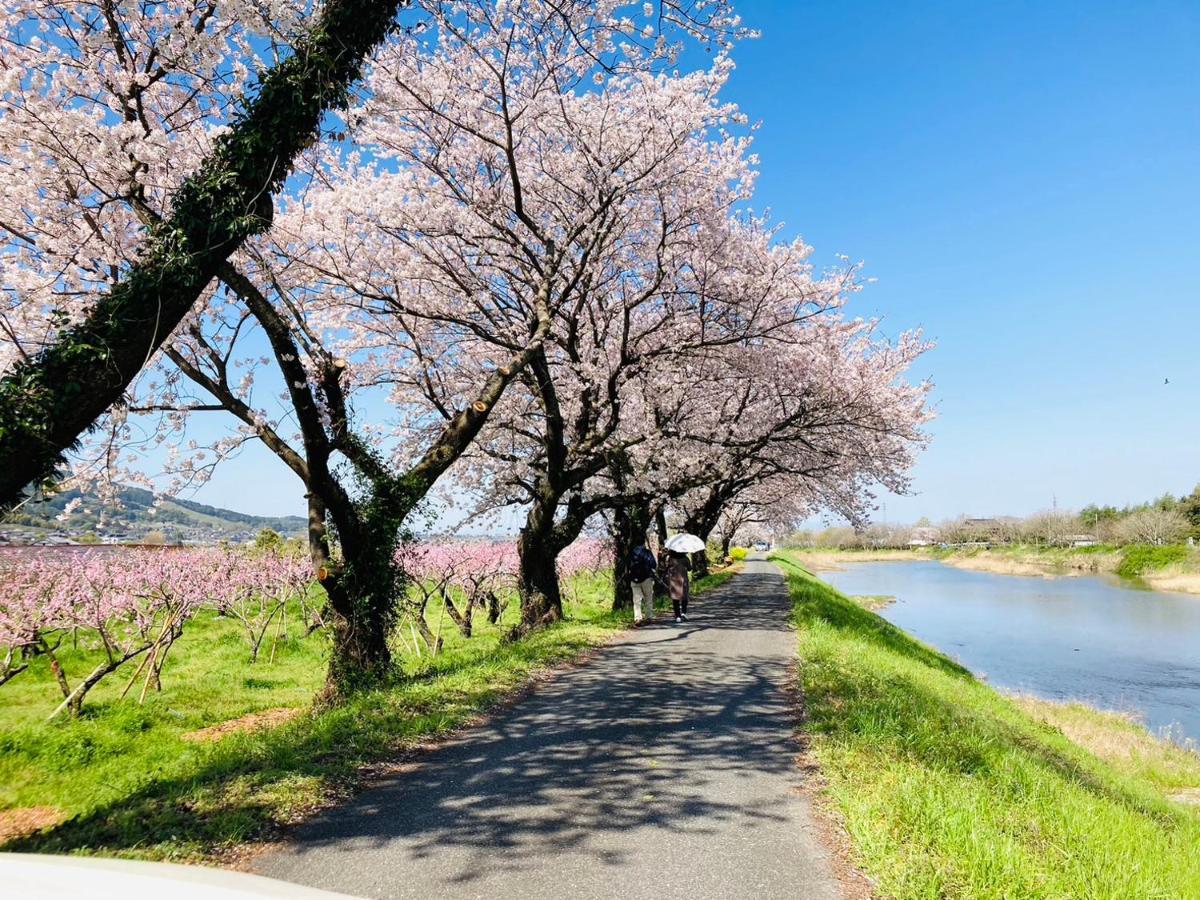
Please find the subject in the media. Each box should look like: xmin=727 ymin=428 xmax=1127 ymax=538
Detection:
xmin=0 ymin=0 xmax=410 ymax=508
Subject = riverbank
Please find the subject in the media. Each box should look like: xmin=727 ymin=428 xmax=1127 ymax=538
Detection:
xmin=934 ymin=544 xmax=1200 ymax=595
xmin=781 ymin=548 xmax=925 ymax=571
xmin=785 ymin=544 xmax=1200 ymax=595
xmin=0 ymin=569 xmax=735 ymax=860
xmin=774 ymin=551 xmax=1200 ymax=897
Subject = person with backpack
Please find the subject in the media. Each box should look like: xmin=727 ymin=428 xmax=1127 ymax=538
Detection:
xmin=628 ymin=539 xmax=658 ymax=625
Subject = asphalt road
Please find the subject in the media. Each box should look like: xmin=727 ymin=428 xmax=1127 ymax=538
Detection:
xmin=253 ymin=558 xmax=842 ymax=900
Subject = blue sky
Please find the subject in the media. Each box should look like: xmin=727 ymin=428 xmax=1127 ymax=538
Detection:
xmin=184 ymin=0 xmax=1200 ymax=525
xmin=727 ymin=0 xmax=1200 ymax=522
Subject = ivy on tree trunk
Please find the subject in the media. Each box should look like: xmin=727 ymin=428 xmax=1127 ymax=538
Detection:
xmin=0 ymin=0 xmax=410 ymax=510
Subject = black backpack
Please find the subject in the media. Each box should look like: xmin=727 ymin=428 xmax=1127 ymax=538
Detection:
xmin=629 ymin=545 xmax=657 ymax=582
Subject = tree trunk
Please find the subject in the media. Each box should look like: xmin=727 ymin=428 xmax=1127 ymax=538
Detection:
xmin=685 ymin=517 xmax=713 ymax=577
xmin=611 ymin=511 xmax=634 ymax=612
xmin=409 ymin=596 xmax=443 ymax=654
xmin=721 ymin=533 xmax=733 ymax=558
xmin=654 ymin=505 xmax=669 ymax=549
xmin=683 ymin=491 xmax=726 ymax=578
xmin=47 ymin=644 xmax=148 ymax=720
xmin=316 ymin=499 xmax=406 ymax=700
xmin=519 ymin=540 xmax=564 ymax=632
xmin=441 ymin=590 xmax=473 ymax=638
xmin=515 ymin=537 xmax=564 ymax=632
xmin=512 ymin=486 xmax=571 ymax=636
xmin=691 ymin=537 xmax=713 ymax=575
xmin=653 ymin=505 xmax=670 ymax=599
xmin=321 ymin=578 xmax=393 ymax=696
xmin=486 ymin=591 xmax=504 ymax=625
xmin=611 ymin=499 xmax=652 ymax=611
xmin=306 ymin=493 xmax=395 ymax=694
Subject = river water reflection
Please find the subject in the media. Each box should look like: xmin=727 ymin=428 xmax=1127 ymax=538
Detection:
xmin=820 ymin=560 xmax=1200 ymax=744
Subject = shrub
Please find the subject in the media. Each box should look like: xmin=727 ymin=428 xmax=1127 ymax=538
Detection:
xmin=730 ymin=547 xmax=748 ymax=561
xmin=1116 ymin=544 xmax=1189 ymax=579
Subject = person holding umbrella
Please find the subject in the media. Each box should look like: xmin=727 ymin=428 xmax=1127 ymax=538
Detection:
xmin=663 ymin=534 xmax=705 ymax=623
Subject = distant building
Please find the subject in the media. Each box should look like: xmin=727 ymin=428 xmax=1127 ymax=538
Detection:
xmin=1066 ymin=534 xmax=1099 ymax=547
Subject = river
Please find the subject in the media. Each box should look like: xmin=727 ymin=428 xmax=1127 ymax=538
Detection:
xmin=819 ymin=560 xmax=1200 ymax=745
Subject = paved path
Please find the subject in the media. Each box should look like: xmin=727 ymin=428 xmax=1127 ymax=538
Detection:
xmin=254 ymin=559 xmax=841 ymax=900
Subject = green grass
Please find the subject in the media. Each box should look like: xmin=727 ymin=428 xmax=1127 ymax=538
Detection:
xmin=849 ymin=594 xmax=896 ymax=611
xmin=772 ymin=550 xmax=1200 ymax=899
xmin=1013 ymin=697 xmax=1200 ymax=797
xmin=0 ymin=567 xmax=734 ymax=860
xmin=1116 ymin=544 xmax=1190 ymax=579
xmin=976 ymin=542 xmax=1191 ymax=579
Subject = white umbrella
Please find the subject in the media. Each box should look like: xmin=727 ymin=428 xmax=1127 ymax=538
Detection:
xmin=664 ymin=533 xmax=706 ymax=554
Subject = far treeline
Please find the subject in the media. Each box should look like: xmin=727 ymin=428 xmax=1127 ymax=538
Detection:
xmin=783 ymin=484 xmax=1200 ymax=550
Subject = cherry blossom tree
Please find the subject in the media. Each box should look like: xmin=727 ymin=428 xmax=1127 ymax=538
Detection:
xmin=517 ymin=293 xmax=931 ymax=606
xmin=425 ymin=54 xmax=862 ymax=630
xmin=662 ymin=320 xmax=932 ymax=575
xmin=53 ymin=0 xmax=746 ymax=691
xmin=483 ymin=216 xmax=900 ymax=625
xmin=710 ymin=480 xmax=804 ymax=556
xmin=0 ymin=0 xmax=421 ymax=508
xmin=0 ymin=0 xmax=418 ymax=690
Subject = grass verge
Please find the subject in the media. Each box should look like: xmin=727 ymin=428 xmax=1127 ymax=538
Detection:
xmin=773 ymin=551 xmax=1200 ymax=899
xmin=0 ymin=568 xmax=735 ymax=861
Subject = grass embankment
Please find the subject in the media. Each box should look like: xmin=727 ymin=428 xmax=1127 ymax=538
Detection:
xmin=0 ymin=568 xmax=734 ymax=860
xmin=773 ymin=551 xmax=1200 ymax=898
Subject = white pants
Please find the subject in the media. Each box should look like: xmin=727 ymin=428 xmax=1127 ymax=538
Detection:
xmin=632 ymin=578 xmax=655 ymax=621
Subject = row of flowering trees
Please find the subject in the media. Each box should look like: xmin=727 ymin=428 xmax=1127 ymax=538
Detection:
xmin=399 ymin=538 xmax=610 ymax=648
xmin=0 ymin=548 xmax=311 ymax=717
xmin=0 ymin=537 xmax=611 ymax=715
xmin=1 ymin=0 xmax=932 ymax=695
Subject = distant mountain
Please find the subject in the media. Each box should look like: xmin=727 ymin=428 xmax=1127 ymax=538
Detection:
xmin=0 ymin=485 xmax=306 ymax=544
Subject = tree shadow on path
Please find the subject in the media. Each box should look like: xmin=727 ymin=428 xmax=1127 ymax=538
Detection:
xmin=254 ymin=567 xmax=823 ymax=895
